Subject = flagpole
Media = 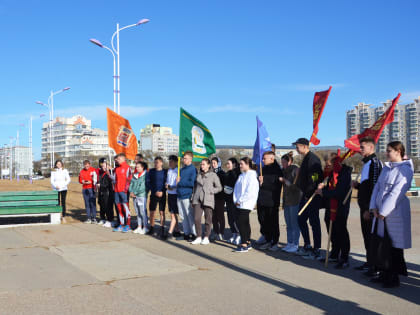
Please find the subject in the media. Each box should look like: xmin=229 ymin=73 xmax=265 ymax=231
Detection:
xmin=343 ymin=172 xmax=360 ymax=205
xmin=325 ymin=219 xmax=333 ymax=267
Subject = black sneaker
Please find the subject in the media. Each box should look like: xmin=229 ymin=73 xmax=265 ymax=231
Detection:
xmin=146 ymin=226 xmax=155 ymax=235
xmin=370 ymin=273 xmax=385 ymax=283
xmin=188 ymin=234 xmax=196 ymax=242
xmin=173 ymin=231 xmax=182 ymax=237
xmin=364 ymin=268 xmax=380 ymax=278
xmin=183 ymin=234 xmax=190 ymax=241
xmin=335 ymin=260 xmax=349 ymax=269
xmin=354 ymin=262 xmax=369 ymax=271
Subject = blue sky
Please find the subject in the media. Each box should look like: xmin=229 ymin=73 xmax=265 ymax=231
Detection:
xmin=1 ymin=0 xmax=419 ymax=159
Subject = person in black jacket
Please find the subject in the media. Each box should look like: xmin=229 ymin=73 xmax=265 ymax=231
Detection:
xmin=352 ymin=137 xmax=383 ymax=275
xmin=316 ymin=153 xmax=352 ymax=269
xmin=97 ymin=158 xmax=114 ymax=228
xmin=293 ymin=138 xmax=324 ymax=259
xmin=257 ymin=151 xmax=283 ymax=251
xmin=224 ymin=158 xmax=241 ymax=245
xmin=211 ymin=157 xmax=226 ymax=240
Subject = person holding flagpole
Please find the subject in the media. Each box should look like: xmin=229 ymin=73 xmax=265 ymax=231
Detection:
xmin=294 ymin=138 xmax=324 ymax=260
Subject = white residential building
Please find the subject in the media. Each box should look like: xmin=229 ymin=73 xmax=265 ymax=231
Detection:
xmin=140 ymin=124 xmax=179 ymax=154
xmin=0 ymin=146 xmax=32 ymax=177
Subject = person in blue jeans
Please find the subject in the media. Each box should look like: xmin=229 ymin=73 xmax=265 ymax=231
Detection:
xmin=279 ymin=152 xmax=302 ymax=253
xmin=78 ymin=160 xmax=98 ymax=224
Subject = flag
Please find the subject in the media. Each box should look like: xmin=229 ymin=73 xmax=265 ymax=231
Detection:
xmin=310 ymin=86 xmax=332 ymax=145
xmin=179 ymin=108 xmax=216 ymax=161
xmin=252 ymin=116 xmax=272 ymax=166
xmin=107 ymin=108 xmax=138 ymax=160
xmin=344 ymin=93 xmax=401 ymax=152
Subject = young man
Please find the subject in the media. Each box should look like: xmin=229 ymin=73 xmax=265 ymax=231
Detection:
xmin=79 ymin=160 xmax=98 ymax=224
xmin=257 ymin=151 xmax=283 ymax=251
xmin=112 ymin=153 xmax=133 ymax=233
xmin=176 ymin=151 xmax=197 ymax=241
xmin=147 ymin=156 xmax=168 ymax=238
xmin=293 ymin=138 xmax=324 ymax=260
xmin=166 ymin=155 xmax=182 ymax=239
xmin=316 ymin=154 xmax=352 ymax=269
xmin=352 ymin=137 xmax=382 ymax=275
xmin=134 ymin=154 xmax=144 ymax=164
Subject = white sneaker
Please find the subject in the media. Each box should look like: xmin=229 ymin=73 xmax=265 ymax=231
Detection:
xmin=191 ymin=237 xmax=202 ymax=245
xmin=218 ymin=233 xmax=224 ymax=241
xmin=103 ymin=221 xmax=112 ymax=228
xmin=98 ymin=220 xmax=106 ymax=225
xmin=133 ymin=227 xmax=141 ymax=234
xmin=256 ymin=235 xmax=266 ymax=245
xmin=260 ymin=242 xmax=271 ymax=250
xmin=286 ymin=245 xmax=299 ymax=253
xmin=84 ymin=219 xmax=91 ymax=224
xmin=143 ymin=227 xmax=149 ymax=235
xmin=234 ymin=235 xmax=241 ymax=245
xmin=201 ymin=237 xmax=210 ymax=245
xmin=229 ymin=233 xmax=237 ymax=244
xmin=269 ymin=244 xmax=279 ymax=252
xmin=281 ymin=244 xmax=292 ymax=252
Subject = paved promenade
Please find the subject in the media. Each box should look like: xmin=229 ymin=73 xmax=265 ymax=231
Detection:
xmin=0 ymin=199 xmax=419 ymax=314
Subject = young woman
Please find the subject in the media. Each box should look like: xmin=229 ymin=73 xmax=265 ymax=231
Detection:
xmin=191 ymin=158 xmax=222 ymax=245
xmin=224 ymin=158 xmax=241 ymax=245
xmin=51 ymin=160 xmax=71 ymax=222
xmin=233 ymin=157 xmax=259 ymax=253
xmin=211 ymin=157 xmax=226 ymax=241
xmin=279 ymin=152 xmax=302 ymax=253
xmin=369 ymin=141 xmax=413 ymax=288
xmin=129 ymin=162 xmax=149 ymax=234
xmin=97 ymin=158 xmax=114 ymax=228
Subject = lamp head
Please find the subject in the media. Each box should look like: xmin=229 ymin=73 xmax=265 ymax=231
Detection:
xmin=89 ymin=38 xmax=104 ymax=47
xmin=137 ymin=18 xmax=150 ymax=25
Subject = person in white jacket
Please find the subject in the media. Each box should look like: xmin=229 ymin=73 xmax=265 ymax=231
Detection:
xmin=233 ymin=157 xmax=259 ymax=253
xmin=51 ymin=160 xmax=71 ymax=221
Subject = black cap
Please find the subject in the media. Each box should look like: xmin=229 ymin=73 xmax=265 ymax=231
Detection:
xmin=99 ymin=157 xmax=107 ymax=164
xmin=292 ymin=138 xmax=310 ymax=146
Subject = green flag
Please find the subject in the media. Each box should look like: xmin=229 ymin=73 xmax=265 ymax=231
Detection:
xmin=179 ymin=107 xmax=216 ymax=161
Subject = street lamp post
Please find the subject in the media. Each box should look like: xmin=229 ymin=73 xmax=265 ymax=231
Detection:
xmin=8 ymin=137 xmax=14 ymax=181
xmin=36 ymin=87 xmax=70 ymax=169
xmin=90 ymin=18 xmax=149 ymax=114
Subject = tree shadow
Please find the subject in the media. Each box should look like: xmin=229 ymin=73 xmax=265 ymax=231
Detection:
xmin=164 ymin=239 xmax=381 ymax=314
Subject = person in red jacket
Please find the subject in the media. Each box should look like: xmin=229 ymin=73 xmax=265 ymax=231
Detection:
xmin=79 ymin=160 xmax=98 ymax=223
xmin=113 ymin=153 xmax=133 ymax=233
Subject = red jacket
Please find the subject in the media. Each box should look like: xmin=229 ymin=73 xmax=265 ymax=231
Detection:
xmin=79 ymin=167 xmax=98 ymax=189
xmin=114 ymin=161 xmax=132 ymax=193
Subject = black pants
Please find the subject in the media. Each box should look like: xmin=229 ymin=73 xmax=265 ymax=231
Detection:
xmin=360 ymin=208 xmax=373 ymax=264
xmin=212 ymin=198 xmax=225 ymax=235
xmin=237 ymin=209 xmax=251 ymax=244
xmin=99 ymin=190 xmax=114 ymax=221
xmin=298 ymin=195 xmax=321 ymax=249
xmin=226 ymin=199 xmax=238 ymax=234
xmin=58 ymin=190 xmax=67 ymax=217
xmin=324 ymin=209 xmax=350 ymax=261
xmin=257 ymin=205 xmax=279 ymax=245
xmin=384 ymin=247 xmax=408 ymax=281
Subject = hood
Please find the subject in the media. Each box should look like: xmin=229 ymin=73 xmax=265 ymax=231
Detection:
xmin=243 ymin=169 xmax=258 ymax=178
xmin=385 ymin=159 xmax=414 ymax=171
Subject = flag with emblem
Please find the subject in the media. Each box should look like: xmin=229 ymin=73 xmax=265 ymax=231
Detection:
xmin=310 ymin=86 xmax=332 ymax=145
xmin=107 ymin=108 xmax=138 ymax=160
xmin=252 ymin=116 xmax=272 ymax=167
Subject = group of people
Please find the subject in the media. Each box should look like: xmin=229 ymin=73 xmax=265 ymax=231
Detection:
xmin=50 ymin=136 xmax=414 ymax=288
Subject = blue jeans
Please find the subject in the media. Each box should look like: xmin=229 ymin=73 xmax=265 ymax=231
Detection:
xmin=298 ymin=195 xmax=321 ymax=249
xmin=82 ymin=188 xmax=96 ymax=220
xmin=284 ymin=204 xmax=300 ymax=246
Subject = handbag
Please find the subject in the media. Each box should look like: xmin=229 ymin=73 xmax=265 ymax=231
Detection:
xmin=368 ymin=218 xmax=393 ymax=270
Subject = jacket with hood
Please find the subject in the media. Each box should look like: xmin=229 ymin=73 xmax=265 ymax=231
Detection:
xmin=177 ymin=164 xmax=197 ymax=200
xmin=234 ymin=170 xmax=259 ymax=211
xmin=114 ymin=161 xmax=132 ymax=193
xmin=282 ymin=164 xmax=302 ymax=207
xmin=192 ymin=170 xmax=222 ymax=209
xmin=296 ymin=151 xmax=324 ymax=199
xmin=51 ymin=168 xmax=71 ymax=191
xmin=257 ymin=160 xmax=283 ymax=207
xmin=129 ymin=170 xmax=147 ymax=198
xmin=79 ymin=167 xmax=97 ymax=189
xmin=369 ymin=160 xmax=413 ymax=249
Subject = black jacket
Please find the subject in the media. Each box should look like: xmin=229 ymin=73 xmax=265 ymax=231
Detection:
xmin=355 ymin=154 xmax=382 ymax=211
xmin=257 ymin=161 xmax=283 ymax=207
xmin=296 ymin=151 xmax=324 ymax=199
xmin=214 ymin=169 xmax=226 ymax=200
xmin=98 ymin=169 xmax=114 ymax=201
xmin=224 ymin=168 xmax=240 ymax=202
xmin=322 ymin=165 xmax=352 ymax=215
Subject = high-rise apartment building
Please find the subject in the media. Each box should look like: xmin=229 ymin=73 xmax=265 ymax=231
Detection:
xmin=346 ymin=97 xmax=420 ymax=158
xmin=139 ymin=124 xmax=179 ymax=154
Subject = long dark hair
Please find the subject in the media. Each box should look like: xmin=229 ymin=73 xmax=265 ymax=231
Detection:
xmin=54 ymin=160 xmax=64 ymax=169
xmin=228 ymin=157 xmax=239 ymax=169
xmin=240 ymin=157 xmax=256 ymax=170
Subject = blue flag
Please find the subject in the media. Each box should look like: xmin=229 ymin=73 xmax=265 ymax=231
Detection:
xmin=252 ymin=116 xmax=272 ymax=167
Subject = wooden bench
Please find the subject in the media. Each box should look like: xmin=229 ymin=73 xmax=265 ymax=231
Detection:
xmin=0 ymin=191 xmax=61 ymax=227
xmin=409 ymin=178 xmax=420 ymax=197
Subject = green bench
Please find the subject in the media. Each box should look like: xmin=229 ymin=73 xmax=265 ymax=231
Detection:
xmin=0 ymin=191 xmax=61 ymax=226
xmin=409 ymin=178 xmax=420 ymax=197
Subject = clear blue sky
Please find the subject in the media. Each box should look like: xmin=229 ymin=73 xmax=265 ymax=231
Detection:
xmin=1 ymin=0 xmax=419 ymax=159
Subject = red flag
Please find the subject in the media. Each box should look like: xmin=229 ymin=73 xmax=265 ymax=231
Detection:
xmin=344 ymin=93 xmax=401 ymax=152
xmin=107 ymin=108 xmax=138 ymax=160
xmin=310 ymin=86 xmax=332 ymax=145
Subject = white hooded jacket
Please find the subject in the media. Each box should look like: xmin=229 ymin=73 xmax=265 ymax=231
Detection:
xmin=51 ymin=168 xmax=71 ymax=192
xmin=233 ymin=169 xmax=259 ymax=211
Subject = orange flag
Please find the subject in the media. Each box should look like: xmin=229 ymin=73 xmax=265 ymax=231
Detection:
xmin=107 ymin=108 xmax=138 ymax=160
